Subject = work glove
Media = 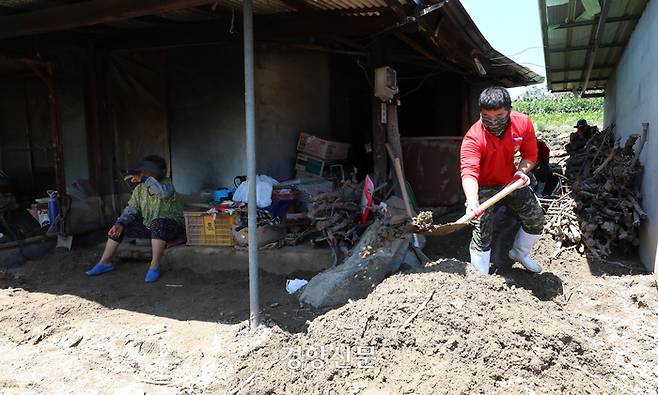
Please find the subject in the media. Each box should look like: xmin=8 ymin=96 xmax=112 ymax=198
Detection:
xmin=513 ymin=170 xmax=530 ymax=188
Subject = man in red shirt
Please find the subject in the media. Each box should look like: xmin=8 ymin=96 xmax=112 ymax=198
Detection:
xmin=460 ymin=86 xmax=545 ymax=275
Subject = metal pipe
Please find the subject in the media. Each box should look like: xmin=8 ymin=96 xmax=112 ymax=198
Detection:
xmin=581 ymin=0 xmax=611 ymax=96
xmin=243 ymin=0 xmax=260 ymax=331
xmin=538 ymin=0 xmax=552 ymax=88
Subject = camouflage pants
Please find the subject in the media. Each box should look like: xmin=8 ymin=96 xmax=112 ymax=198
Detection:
xmin=470 ymin=186 xmax=545 ymax=252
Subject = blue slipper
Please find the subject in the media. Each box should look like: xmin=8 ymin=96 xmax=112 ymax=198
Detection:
xmin=145 ymin=268 xmax=161 ymax=283
xmin=85 ymin=263 xmax=116 ymax=276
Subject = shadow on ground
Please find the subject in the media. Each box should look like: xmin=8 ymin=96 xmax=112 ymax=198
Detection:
xmin=422 ymin=217 xmax=565 ymax=302
xmin=496 ymin=268 xmax=564 ymax=301
xmin=0 ymin=245 xmax=325 ymax=334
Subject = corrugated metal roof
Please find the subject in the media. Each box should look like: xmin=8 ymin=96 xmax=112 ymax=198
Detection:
xmin=306 ymin=0 xmax=390 ymax=11
xmin=540 ymin=0 xmax=649 ymax=93
xmin=207 ymin=0 xmax=396 ymax=15
xmin=0 ymin=0 xmax=541 ymax=86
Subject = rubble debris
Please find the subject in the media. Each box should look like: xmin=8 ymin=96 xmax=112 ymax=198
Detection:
xmin=411 ymin=211 xmax=434 ymax=232
xmin=299 ymin=221 xmax=410 ymax=308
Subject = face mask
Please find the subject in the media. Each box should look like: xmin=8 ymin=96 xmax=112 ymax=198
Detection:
xmin=481 ymin=112 xmax=510 ymax=136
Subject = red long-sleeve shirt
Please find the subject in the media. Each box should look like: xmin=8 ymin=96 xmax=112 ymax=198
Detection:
xmin=460 ymin=111 xmax=538 ymax=186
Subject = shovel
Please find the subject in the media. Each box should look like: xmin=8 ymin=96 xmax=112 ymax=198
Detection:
xmin=412 ymin=177 xmax=526 ymax=237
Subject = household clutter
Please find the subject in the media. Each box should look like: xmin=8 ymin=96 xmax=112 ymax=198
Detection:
xmin=0 ymin=169 xmax=66 ymax=247
xmin=183 ymin=132 xmax=415 ymax=271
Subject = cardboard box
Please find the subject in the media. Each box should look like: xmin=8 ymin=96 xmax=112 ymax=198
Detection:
xmin=295 ymin=153 xmax=326 ymax=177
xmin=297 ymin=133 xmax=350 ymax=161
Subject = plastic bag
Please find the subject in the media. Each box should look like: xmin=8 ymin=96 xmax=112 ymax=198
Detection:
xmin=233 ymin=175 xmax=279 ymax=208
xmin=360 ymin=175 xmax=374 ymax=224
xmin=286 ymin=279 xmax=308 ymax=294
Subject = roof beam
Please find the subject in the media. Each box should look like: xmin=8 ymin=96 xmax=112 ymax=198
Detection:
xmin=0 ymin=0 xmax=217 ymax=40
xmin=563 ymin=0 xmax=577 ymax=89
xmin=549 ymin=42 xmax=625 ymax=52
xmin=394 ymin=32 xmax=460 ymax=73
xmin=552 ymin=78 xmax=607 ymax=84
xmin=552 ymin=64 xmax=616 ymax=73
xmin=581 ymin=0 xmax=611 ymax=96
xmin=91 ymin=14 xmax=404 ymax=50
xmin=277 ymin=0 xmax=320 ymax=15
xmin=555 ymin=14 xmax=641 ymax=29
xmin=538 ymin=0 xmax=552 ymax=87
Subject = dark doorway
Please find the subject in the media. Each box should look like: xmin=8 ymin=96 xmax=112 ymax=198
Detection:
xmin=0 ymin=74 xmax=57 ymax=204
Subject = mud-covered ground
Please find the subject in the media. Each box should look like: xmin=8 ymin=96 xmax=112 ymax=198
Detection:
xmin=0 ymin=229 xmax=656 ymax=394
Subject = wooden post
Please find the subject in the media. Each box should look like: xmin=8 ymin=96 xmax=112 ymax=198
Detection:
xmin=385 ymin=101 xmax=405 ymax=198
xmin=45 ymin=65 xmax=66 ymax=198
xmin=370 ymin=38 xmax=392 ymax=186
xmin=386 ymin=102 xmax=403 ymax=164
xmin=372 ymin=98 xmax=387 ymax=185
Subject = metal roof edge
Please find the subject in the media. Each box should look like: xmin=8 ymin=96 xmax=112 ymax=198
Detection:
xmin=437 ymin=0 xmax=544 ymax=87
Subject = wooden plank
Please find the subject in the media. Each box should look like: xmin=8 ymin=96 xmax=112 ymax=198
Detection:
xmin=372 ymin=98 xmax=387 ymax=186
xmin=0 ymin=0 xmax=217 ymax=40
xmin=386 ymin=103 xmax=403 ymax=166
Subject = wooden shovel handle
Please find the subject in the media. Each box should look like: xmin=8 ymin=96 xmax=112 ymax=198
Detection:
xmin=385 ymin=143 xmax=414 ymax=217
xmin=455 ymin=178 xmax=526 ymax=224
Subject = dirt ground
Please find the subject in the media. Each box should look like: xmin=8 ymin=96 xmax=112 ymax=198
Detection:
xmin=0 ymin=228 xmax=657 ymax=394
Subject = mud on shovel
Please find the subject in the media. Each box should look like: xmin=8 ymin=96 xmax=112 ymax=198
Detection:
xmin=412 ymin=177 xmax=526 ymax=237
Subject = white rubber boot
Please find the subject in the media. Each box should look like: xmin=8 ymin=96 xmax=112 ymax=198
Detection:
xmin=508 ymin=228 xmax=542 ymax=273
xmin=470 ymin=249 xmax=491 ymax=275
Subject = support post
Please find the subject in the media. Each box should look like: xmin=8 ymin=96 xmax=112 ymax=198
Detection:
xmin=45 ymin=65 xmax=67 ymax=201
xmin=372 ymin=98 xmax=387 ymax=185
xmin=243 ymin=0 xmax=259 ymax=331
xmin=580 ymin=0 xmax=611 ymax=96
xmin=370 ymin=39 xmax=391 ymax=186
xmin=385 ymin=102 xmax=402 ymax=164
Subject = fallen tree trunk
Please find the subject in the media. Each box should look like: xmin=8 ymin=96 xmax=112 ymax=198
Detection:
xmin=299 ymin=221 xmax=411 ymax=308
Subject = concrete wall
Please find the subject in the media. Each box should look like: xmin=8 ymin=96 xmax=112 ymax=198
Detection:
xmin=603 ymin=0 xmax=658 ymax=271
xmin=167 ymin=45 xmax=331 ymax=196
xmin=167 ymin=44 xmax=247 ymax=196
xmin=254 ymin=48 xmax=331 ymax=180
xmin=60 ymin=77 xmax=90 ymax=187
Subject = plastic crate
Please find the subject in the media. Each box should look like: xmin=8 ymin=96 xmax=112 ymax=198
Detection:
xmin=184 ymin=211 xmax=237 ymax=247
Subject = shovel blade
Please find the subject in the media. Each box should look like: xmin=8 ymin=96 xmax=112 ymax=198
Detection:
xmin=412 ymin=222 xmax=470 ymax=237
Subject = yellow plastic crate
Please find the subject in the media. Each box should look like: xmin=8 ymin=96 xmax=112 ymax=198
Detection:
xmin=184 ymin=211 xmax=237 ymax=247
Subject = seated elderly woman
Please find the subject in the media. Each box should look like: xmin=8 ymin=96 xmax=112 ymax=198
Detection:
xmin=85 ymin=155 xmax=185 ymax=283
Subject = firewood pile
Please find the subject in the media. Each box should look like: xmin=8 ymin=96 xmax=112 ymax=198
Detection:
xmin=285 ymin=181 xmax=363 ymax=264
xmin=544 ymin=123 xmax=649 ymax=258
xmin=541 ymin=189 xmax=585 ymax=257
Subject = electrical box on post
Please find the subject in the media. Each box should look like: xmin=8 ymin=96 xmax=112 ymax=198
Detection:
xmin=374 ymin=66 xmax=399 ymax=101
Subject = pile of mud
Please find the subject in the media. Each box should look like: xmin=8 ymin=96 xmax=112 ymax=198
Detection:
xmin=221 ymin=258 xmax=651 ymax=394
